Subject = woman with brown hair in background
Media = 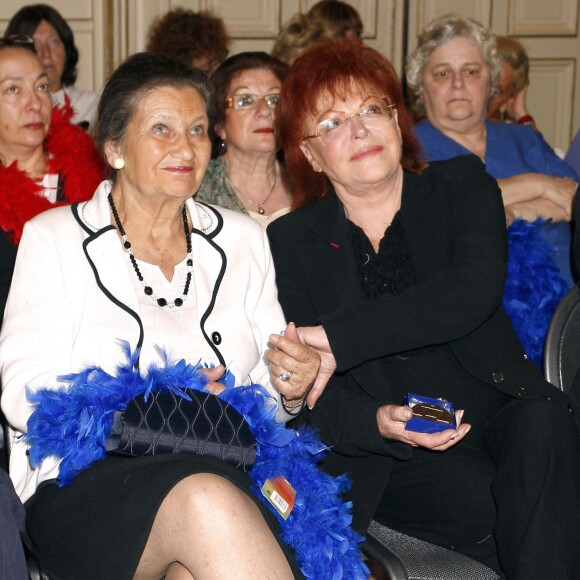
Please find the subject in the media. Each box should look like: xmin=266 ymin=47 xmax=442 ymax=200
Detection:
xmin=196 ymin=52 xmax=293 ymax=227
xmin=146 ymin=8 xmax=230 ymax=77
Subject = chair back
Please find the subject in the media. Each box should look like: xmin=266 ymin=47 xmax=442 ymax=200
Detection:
xmin=365 ymin=521 xmax=500 ymax=580
xmin=544 ymin=285 xmax=580 ymax=392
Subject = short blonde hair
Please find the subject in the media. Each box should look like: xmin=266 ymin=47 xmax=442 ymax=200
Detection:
xmin=272 ymin=1 xmax=364 ymax=67
xmin=272 ymin=13 xmax=337 ymax=65
xmin=406 ymin=14 xmax=501 ymax=114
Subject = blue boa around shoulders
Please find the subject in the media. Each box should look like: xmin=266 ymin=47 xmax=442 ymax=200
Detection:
xmin=25 ymin=343 xmax=368 ymax=579
xmin=504 ymin=218 xmax=569 ymax=366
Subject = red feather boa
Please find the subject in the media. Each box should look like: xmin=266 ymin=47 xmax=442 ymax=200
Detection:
xmin=0 ymin=103 xmax=105 ymax=244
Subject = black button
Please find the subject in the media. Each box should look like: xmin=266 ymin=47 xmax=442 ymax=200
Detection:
xmin=492 ymin=372 xmax=504 ymax=383
xmin=543 ymin=395 xmax=553 ymax=401
xmin=211 ymin=331 xmax=222 ymax=345
xmin=515 ymin=386 xmax=527 ymax=397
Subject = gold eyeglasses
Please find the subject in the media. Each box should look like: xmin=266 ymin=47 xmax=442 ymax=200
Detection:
xmin=226 ymin=94 xmax=280 ymax=110
xmin=303 ymin=97 xmax=396 ymax=144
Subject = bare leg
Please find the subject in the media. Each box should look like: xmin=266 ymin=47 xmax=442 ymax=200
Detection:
xmin=133 ymin=473 xmax=294 ymax=580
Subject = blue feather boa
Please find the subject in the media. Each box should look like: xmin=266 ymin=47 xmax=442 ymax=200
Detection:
xmin=25 ymin=343 xmax=368 ymax=579
xmin=504 ymin=219 xmax=569 ymax=366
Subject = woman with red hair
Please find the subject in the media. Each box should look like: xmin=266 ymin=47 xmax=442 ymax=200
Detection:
xmin=268 ymin=38 xmax=580 ymax=579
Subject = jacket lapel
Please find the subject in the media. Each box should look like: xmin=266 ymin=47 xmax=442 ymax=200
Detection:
xmin=84 ymin=228 xmax=140 ymax=314
xmin=301 ymin=193 xmax=393 ymax=400
xmin=77 ymin=182 xmax=141 ymax=318
xmin=187 ymin=201 xmax=225 ymax=356
xmin=399 ymin=168 xmax=448 ymax=283
xmin=302 ymin=193 xmax=366 ymax=317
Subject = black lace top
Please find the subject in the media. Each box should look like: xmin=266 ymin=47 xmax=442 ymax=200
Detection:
xmin=348 ymin=212 xmax=413 ymax=299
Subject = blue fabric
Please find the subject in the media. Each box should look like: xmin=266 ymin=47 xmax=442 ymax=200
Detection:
xmin=24 ymin=344 xmax=368 ymax=580
xmin=565 ymin=128 xmax=580 ymax=181
xmin=416 ymin=119 xmax=578 ymax=181
xmin=415 ymin=119 xmax=577 ymax=365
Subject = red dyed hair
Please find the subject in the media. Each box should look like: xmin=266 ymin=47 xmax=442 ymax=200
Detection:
xmin=277 ymin=37 xmax=425 ymax=207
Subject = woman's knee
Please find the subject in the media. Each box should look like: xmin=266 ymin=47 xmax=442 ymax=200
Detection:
xmin=137 ymin=474 xmax=259 ymax=577
xmin=168 ymin=473 xmax=256 ymax=527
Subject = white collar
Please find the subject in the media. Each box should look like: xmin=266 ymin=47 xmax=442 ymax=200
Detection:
xmin=78 ymin=180 xmax=220 ymax=236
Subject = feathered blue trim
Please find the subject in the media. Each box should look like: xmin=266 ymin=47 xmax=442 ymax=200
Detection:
xmin=504 ymin=219 xmax=569 ymax=366
xmin=25 ymin=342 xmax=368 ymax=579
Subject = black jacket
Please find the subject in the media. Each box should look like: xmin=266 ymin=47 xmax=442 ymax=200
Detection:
xmin=268 ymin=156 xmax=575 ymax=530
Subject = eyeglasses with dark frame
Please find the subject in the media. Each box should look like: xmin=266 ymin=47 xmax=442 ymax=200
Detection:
xmin=226 ymin=94 xmax=280 ymax=111
xmin=303 ymin=97 xmax=396 ymax=144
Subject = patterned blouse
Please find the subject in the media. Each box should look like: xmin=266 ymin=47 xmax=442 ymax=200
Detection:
xmin=196 ymin=158 xmax=291 ymax=229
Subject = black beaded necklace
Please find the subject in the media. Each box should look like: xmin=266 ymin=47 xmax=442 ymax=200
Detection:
xmin=107 ymin=192 xmax=193 ymax=308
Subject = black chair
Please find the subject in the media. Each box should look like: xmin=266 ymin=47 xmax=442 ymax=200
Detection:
xmin=2 ymin=423 xmax=51 ymax=580
xmin=363 ymin=521 xmax=499 ymax=580
xmin=543 ymin=284 xmax=580 ymax=392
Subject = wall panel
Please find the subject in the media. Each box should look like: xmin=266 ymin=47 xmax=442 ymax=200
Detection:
xmin=207 ymin=0 xmax=280 ymax=37
xmin=527 ymin=59 xmax=576 ymax=148
xmin=414 ymin=0 xmax=492 ymax=31
xmin=509 ymin=0 xmax=578 ymax=36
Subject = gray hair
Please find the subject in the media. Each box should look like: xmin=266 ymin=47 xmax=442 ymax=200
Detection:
xmin=406 ymin=14 xmax=501 ymax=114
xmin=96 ymin=52 xmax=215 ymax=163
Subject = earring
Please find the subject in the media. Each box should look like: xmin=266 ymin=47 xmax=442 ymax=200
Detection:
xmin=113 ymin=158 xmax=125 ymax=170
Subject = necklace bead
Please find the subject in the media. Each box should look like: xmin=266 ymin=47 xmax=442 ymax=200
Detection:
xmin=108 ymin=193 xmax=193 ymax=308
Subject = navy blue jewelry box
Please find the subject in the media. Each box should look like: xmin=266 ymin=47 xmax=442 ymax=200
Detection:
xmin=403 ymin=393 xmax=456 ymax=433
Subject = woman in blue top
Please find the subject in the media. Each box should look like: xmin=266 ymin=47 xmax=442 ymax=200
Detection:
xmin=407 ymin=14 xmax=578 ymax=366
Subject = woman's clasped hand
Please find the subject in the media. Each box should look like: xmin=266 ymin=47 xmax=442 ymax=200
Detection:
xmin=267 ymin=322 xmax=320 ymax=406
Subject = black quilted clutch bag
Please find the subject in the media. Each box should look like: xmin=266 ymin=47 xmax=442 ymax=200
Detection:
xmin=105 ymin=389 xmax=257 ymax=471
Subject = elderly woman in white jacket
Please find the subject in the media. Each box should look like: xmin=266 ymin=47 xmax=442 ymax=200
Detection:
xmin=0 ymin=53 xmax=317 ymax=580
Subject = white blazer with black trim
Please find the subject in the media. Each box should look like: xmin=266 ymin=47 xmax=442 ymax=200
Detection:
xmin=0 ymin=180 xmax=288 ymax=501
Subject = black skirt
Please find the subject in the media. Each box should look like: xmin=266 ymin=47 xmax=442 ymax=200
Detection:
xmin=25 ymin=454 xmax=304 ymax=579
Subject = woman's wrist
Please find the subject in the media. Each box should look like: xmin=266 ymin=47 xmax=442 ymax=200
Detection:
xmin=517 ymin=114 xmax=535 ymax=125
xmin=281 ymin=395 xmax=306 ymax=414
